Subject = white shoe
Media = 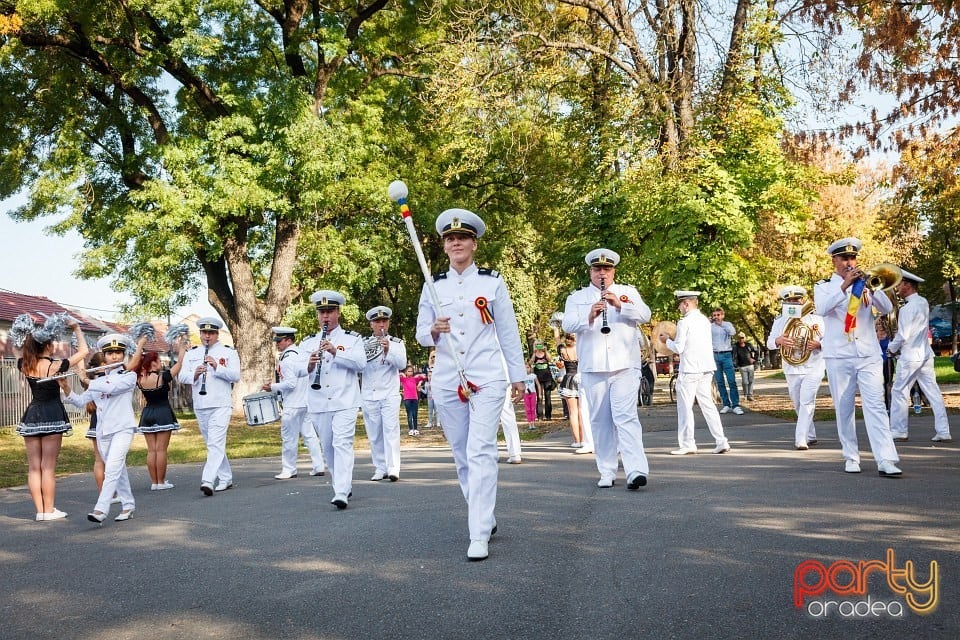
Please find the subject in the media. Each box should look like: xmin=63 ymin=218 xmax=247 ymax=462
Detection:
xmin=37 ymin=508 xmax=68 ymax=521
xmin=932 ymin=434 xmax=953 ymax=442
xmin=200 ymin=482 xmax=214 ymax=496
xmin=150 ymin=484 xmax=159 ymax=491
xmin=732 ymin=406 xmax=744 ymax=415
xmin=467 ymin=539 xmax=489 ymax=561
xmin=844 ymin=460 xmax=861 ymax=473
xmin=412 ymin=429 xmax=420 ymax=436
xmin=569 ymin=442 xmax=583 ymax=448
xmin=156 ymin=481 xmax=174 ymax=490
xmin=891 ymin=432 xmax=909 ymax=441
xmin=371 ymin=471 xmax=385 ymax=481
xmin=408 ymin=430 xmax=417 ymax=436
xmin=670 ymin=447 xmax=698 ymax=455
xmin=713 ymin=443 xmax=731 ymax=454
xmin=331 ymin=494 xmax=349 ymax=510
xmin=597 ymin=477 xmax=615 ymax=488
xmin=274 ymin=472 xmax=298 ymax=480
xmin=626 ymin=471 xmax=647 ymax=491
xmin=114 ymin=509 xmax=135 ymax=522
xmin=214 ymin=482 xmax=233 ymax=492
xmin=719 ymin=406 xmax=732 ymax=414
xmin=574 ymin=445 xmax=594 ymax=454
xmin=877 ymin=460 xmax=903 ymax=477
xmin=309 ymin=469 xmax=326 ymax=476
xmin=506 ymin=456 xmax=522 ymax=464
xmin=795 ymin=444 xmax=809 ymax=451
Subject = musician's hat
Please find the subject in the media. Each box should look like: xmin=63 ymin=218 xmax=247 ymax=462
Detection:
xmin=779 ymin=285 xmax=807 ymax=300
xmin=97 ymin=333 xmax=133 ymax=353
xmin=435 ymin=208 xmax=486 ymax=239
xmin=196 ymin=317 xmax=224 ymax=332
xmin=310 ymin=290 xmax=345 ymax=310
xmin=272 ymin=326 xmax=297 ymax=342
xmin=674 ymin=290 xmax=701 ymax=300
xmin=585 ymin=248 xmax=620 ymax=267
xmin=900 ymin=268 xmax=924 ymax=284
xmin=365 ymin=306 xmax=392 ymax=321
xmin=826 ymin=237 xmax=862 ymax=257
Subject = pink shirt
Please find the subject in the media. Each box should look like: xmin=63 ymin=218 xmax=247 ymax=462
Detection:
xmin=399 ymin=374 xmax=425 ymax=400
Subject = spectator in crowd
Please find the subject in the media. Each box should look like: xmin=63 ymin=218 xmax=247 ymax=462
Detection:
xmin=732 ymin=332 xmax=758 ymax=402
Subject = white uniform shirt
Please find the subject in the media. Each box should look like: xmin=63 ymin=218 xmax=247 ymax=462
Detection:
xmin=561 ymin=282 xmax=651 ymax=373
xmin=416 ymin=263 xmax=526 ymax=390
xmin=176 ymin=342 xmax=241 ymax=408
xmin=361 ymin=336 xmax=407 ymax=401
xmin=887 ymin=293 xmax=934 ymax=362
xmin=766 ymin=312 xmax=826 ymax=374
xmin=65 ymin=369 xmax=138 ymax=437
xmin=270 ymin=345 xmax=309 ymax=409
xmin=300 ymin=325 xmax=365 ymax=412
xmin=666 ymin=308 xmax=716 ymax=374
xmin=814 ymin=273 xmax=893 ymax=359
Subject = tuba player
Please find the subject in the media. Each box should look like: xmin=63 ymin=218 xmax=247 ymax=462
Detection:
xmin=767 ymin=286 xmax=825 ymax=450
xmin=360 ymin=306 xmax=407 ymax=482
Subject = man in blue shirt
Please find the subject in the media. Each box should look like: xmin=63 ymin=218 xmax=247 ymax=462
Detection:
xmin=710 ymin=307 xmax=743 ymax=415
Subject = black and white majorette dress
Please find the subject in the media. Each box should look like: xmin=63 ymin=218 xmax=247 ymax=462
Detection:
xmin=137 ymin=370 xmax=181 ymax=433
xmin=558 ymin=356 xmax=580 ymax=398
xmin=16 ymin=358 xmax=73 ymax=437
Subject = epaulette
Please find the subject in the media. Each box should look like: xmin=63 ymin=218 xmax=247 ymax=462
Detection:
xmin=389 ymin=336 xmax=402 ymax=343
xmin=345 ymin=330 xmax=360 ymax=337
xmin=190 ymin=345 xmax=199 ymax=350
xmin=433 ymin=272 xmax=448 ymax=281
xmin=279 ymin=349 xmax=296 ymax=360
xmin=478 ymin=267 xmax=500 ymax=278
xmin=816 ymin=278 xmax=830 ymax=285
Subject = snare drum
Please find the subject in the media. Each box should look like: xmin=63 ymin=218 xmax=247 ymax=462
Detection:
xmin=242 ymin=392 xmax=280 ymax=426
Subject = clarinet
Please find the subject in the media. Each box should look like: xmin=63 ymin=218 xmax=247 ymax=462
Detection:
xmin=600 ymin=275 xmax=611 ymax=334
xmin=198 ymin=345 xmax=210 ymax=395
xmin=310 ymin=322 xmax=329 ymax=390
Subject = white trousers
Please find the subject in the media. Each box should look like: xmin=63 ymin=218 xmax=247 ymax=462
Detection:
xmin=361 ymin=393 xmax=402 ymax=476
xmin=196 ymin=406 xmax=232 ymax=485
xmin=309 ymin=408 xmax=357 ymax=498
xmin=436 ymin=381 xmax=507 ymax=542
xmin=675 ymin=372 xmax=727 ymax=450
xmin=786 ymin=372 xmax=821 ymax=446
xmin=890 ymin=357 xmax=951 ymax=437
xmin=94 ymin=429 xmax=135 ymax=513
xmin=499 ymin=386 xmax=521 ymax=459
xmin=279 ymin=406 xmax=325 ymax=475
xmin=580 ymin=369 xmax=649 ymax=481
xmin=824 ymin=357 xmax=899 ymax=464
xmin=578 ymin=381 xmax=594 ymax=448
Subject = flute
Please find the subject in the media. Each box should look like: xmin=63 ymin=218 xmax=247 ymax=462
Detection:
xmin=310 ymin=322 xmax=329 ymax=390
xmin=600 ymin=275 xmax=611 ymax=334
xmin=198 ymin=345 xmax=210 ymax=395
xmin=36 ymin=362 xmax=124 ymax=383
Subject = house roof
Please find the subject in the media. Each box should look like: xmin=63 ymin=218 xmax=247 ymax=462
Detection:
xmin=0 ymin=290 xmax=104 ymax=333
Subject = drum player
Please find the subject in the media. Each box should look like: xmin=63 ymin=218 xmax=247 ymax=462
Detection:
xmin=360 ymin=306 xmax=407 ymax=482
xmin=262 ymin=326 xmax=327 ymax=480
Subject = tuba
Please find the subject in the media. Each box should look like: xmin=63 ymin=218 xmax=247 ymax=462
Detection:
xmin=781 ymin=301 xmax=816 ymax=366
xmin=363 ymin=335 xmax=384 ymax=362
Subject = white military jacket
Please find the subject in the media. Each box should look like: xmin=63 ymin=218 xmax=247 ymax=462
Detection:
xmin=269 ymin=345 xmax=309 ymax=409
xmin=887 ymin=293 xmax=934 ymax=363
xmin=562 ymin=282 xmax=651 ymax=373
xmin=767 ymin=312 xmax=826 ymax=375
xmin=176 ymin=341 xmax=241 ymax=409
xmin=814 ymin=273 xmax=892 ymax=360
xmin=416 ymin=263 xmax=526 ymax=391
xmin=64 ymin=369 xmax=138 ymax=437
xmin=665 ymin=308 xmax=716 ymax=374
xmin=361 ymin=335 xmax=407 ymax=401
xmin=300 ymin=325 xmax=365 ymax=412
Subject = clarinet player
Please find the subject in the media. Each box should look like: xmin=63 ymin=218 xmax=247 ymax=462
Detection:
xmin=177 ymin=317 xmax=241 ymax=496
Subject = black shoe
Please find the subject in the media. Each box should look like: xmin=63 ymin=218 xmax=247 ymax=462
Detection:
xmin=626 ymin=472 xmax=647 ymax=491
xmin=807 ymin=439 xmax=818 ymax=446
xmin=200 ymin=483 xmax=214 ymax=496
xmin=387 ymin=474 xmax=398 ymax=482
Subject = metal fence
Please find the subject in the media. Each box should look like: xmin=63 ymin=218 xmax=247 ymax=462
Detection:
xmin=1 ymin=358 xmax=192 ymax=430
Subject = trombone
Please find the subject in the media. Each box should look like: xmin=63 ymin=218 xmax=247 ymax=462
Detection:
xmin=36 ymin=362 xmax=125 ymax=383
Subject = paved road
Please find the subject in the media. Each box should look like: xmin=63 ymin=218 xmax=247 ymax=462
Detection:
xmin=1 ymin=382 xmax=958 ymax=639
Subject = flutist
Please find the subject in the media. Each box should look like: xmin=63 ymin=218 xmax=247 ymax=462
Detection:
xmin=360 ymin=306 xmax=407 ymax=482
xmin=176 ymin=317 xmax=241 ymax=496
xmin=562 ymin=249 xmax=651 ymax=491
xmin=301 ymin=290 xmax=365 ymax=510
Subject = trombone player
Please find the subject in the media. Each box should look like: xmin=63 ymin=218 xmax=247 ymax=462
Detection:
xmin=767 ymin=286 xmax=824 ymax=450
xmin=813 ymin=237 xmax=902 ymax=476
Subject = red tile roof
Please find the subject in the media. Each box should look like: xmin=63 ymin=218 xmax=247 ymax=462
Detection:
xmin=0 ymin=290 xmax=103 ymax=332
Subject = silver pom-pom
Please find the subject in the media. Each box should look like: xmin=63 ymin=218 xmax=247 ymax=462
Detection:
xmin=9 ymin=314 xmax=37 ymax=348
xmin=130 ymin=322 xmax=157 ymax=342
xmin=165 ymin=323 xmax=190 ymax=345
xmin=32 ymin=312 xmax=69 ymax=345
